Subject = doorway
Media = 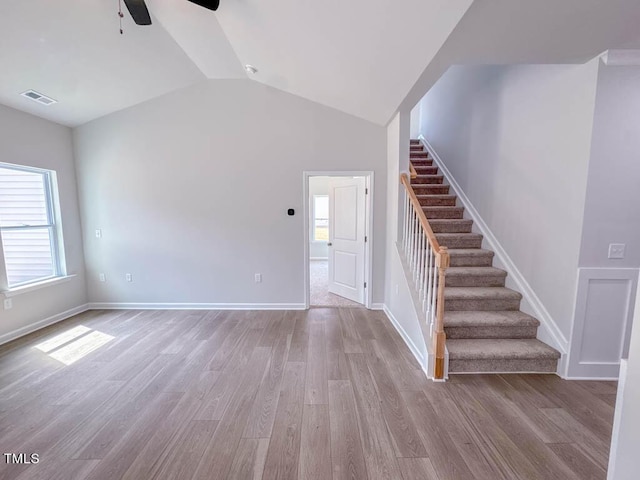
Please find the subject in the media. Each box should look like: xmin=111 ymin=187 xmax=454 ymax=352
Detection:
xmin=303 ymin=172 xmax=373 ymax=309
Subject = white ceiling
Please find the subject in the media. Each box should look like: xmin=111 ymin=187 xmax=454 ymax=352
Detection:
xmin=0 ymin=0 xmax=471 ymax=127
xmin=3 ymin=1 xmax=640 ymax=128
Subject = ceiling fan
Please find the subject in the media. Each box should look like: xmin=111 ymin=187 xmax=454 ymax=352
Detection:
xmin=122 ymin=0 xmax=220 ymax=26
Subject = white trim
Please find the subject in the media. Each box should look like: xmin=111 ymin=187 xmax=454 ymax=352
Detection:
xmin=87 ymin=302 xmax=307 ymax=310
xmin=608 ymin=358 xmax=628 ymax=478
xmin=370 ymin=303 xmax=384 ymax=310
xmin=303 ymin=171 xmax=374 ymax=310
xmin=382 ymin=304 xmax=427 ymax=375
xmin=418 ymin=135 xmax=569 ymax=360
xmin=565 ymin=267 xmax=638 ymax=379
xmin=2 ymin=274 xmax=77 ymax=298
xmin=309 ymin=257 xmax=329 ymax=261
xmin=0 ymin=304 xmax=89 ymax=346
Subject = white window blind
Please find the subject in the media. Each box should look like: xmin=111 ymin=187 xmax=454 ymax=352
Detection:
xmin=0 ymin=165 xmax=60 ymax=288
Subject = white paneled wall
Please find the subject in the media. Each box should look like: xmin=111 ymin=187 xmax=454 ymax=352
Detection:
xmin=567 ymin=268 xmax=638 ymax=378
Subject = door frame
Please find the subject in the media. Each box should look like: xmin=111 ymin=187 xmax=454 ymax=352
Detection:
xmin=303 ymin=171 xmax=374 ymax=309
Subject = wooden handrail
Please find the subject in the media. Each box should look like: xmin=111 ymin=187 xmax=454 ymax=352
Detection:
xmin=410 ymin=162 xmax=417 ymax=179
xmin=400 ymin=172 xmax=449 ymax=380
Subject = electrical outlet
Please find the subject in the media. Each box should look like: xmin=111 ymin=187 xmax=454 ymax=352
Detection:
xmin=99 ymin=273 xmax=106 ymax=282
xmin=95 ymin=229 xmax=102 ymax=238
xmin=255 ymin=273 xmax=262 ymax=283
xmin=608 ymin=243 xmax=626 ymax=259
xmin=4 ymin=298 xmax=12 ymax=310
xmin=125 ymin=273 xmax=133 ymax=282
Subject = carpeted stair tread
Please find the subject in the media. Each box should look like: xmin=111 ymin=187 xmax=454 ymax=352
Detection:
xmin=412 ymin=174 xmax=444 ymax=184
xmin=446 ymin=267 xmax=507 ymax=287
xmin=447 ymin=248 xmax=494 ymax=266
xmin=447 ymin=339 xmax=560 ymax=360
xmin=422 ymin=206 xmax=465 ymax=219
xmin=411 ymin=184 xmax=448 ymax=195
xmin=416 ymin=195 xmax=457 ymax=206
xmin=444 ymin=310 xmax=540 ymax=328
xmin=435 ymin=232 xmax=483 ymax=249
xmin=429 ymin=219 xmax=473 ymax=233
xmin=445 ymin=287 xmax=522 ymax=311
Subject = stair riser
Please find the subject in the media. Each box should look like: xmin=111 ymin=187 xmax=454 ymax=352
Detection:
xmin=414 ymin=167 xmax=439 ymax=176
xmin=411 ymin=185 xmax=448 ymax=195
xmin=445 ymin=326 xmax=538 ymax=339
xmin=410 ymin=146 xmax=424 ymax=151
xmin=445 ymin=298 xmax=521 ymax=311
xmin=445 ymin=275 xmax=506 ymax=287
xmin=423 ymin=208 xmax=464 ymax=219
xmin=417 ymin=197 xmax=457 ymax=207
xmin=436 ymin=236 xmax=483 ymax=249
xmin=410 ymin=152 xmax=429 ymax=158
xmin=449 ymin=358 xmax=558 ymax=374
xmin=410 ymin=140 xmax=420 ymax=145
xmin=410 ymin=160 xmax=434 ymax=168
xmin=449 ymin=255 xmax=494 ymax=267
xmin=430 ymin=221 xmax=473 ymax=233
xmin=412 ymin=176 xmax=444 ymax=185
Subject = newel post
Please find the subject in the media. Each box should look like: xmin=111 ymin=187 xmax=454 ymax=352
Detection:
xmin=434 ymin=247 xmax=449 ymax=379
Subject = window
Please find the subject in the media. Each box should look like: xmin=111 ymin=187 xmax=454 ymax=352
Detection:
xmin=0 ymin=164 xmax=62 ymax=288
xmin=313 ymin=195 xmax=329 ymax=241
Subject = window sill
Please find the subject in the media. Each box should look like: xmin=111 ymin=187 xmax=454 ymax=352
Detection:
xmin=2 ymin=275 xmax=77 ymax=298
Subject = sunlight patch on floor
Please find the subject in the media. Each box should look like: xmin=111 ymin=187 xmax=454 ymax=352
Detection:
xmin=34 ymin=325 xmax=114 ymax=365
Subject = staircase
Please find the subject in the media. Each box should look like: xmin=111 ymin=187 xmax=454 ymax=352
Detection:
xmin=409 ymin=139 xmax=561 ymax=374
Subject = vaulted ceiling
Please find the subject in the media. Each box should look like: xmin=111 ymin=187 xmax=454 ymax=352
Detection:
xmin=2 ymin=1 xmax=640 ymax=128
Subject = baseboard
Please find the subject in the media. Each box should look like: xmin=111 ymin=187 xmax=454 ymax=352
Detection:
xmin=370 ymin=303 xmax=385 ymax=310
xmin=382 ymin=304 xmax=427 ymax=375
xmin=87 ymin=302 xmax=307 ymax=310
xmin=0 ymin=304 xmax=90 ymax=347
xmin=418 ymin=135 xmax=569 ymax=358
xmin=310 ymin=257 xmax=328 ymax=261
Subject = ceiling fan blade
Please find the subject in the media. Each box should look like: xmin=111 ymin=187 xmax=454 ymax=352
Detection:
xmin=187 ymin=0 xmax=220 ymax=11
xmin=123 ymin=0 xmax=152 ymax=25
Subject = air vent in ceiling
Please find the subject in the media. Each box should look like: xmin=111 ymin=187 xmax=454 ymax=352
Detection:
xmin=21 ymin=90 xmax=57 ymax=106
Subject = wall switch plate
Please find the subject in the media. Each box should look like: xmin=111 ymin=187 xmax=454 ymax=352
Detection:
xmin=608 ymin=243 xmax=626 ymax=259
xmin=255 ymin=273 xmax=262 ymax=283
xmin=95 ymin=229 xmax=102 ymax=238
xmin=4 ymin=298 xmax=12 ymax=310
xmin=125 ymin=273 xmax=132 ymax=282
xmin=99 ymin=273 xmax=106 ymax=282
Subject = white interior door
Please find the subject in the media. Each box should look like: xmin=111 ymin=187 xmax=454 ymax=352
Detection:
xmin=328 ymin=177 xmax=366 ymax=304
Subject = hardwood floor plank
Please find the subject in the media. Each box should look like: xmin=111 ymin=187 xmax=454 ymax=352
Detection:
xmin=328 ymin=380 xmax=368 ymax=480
xmin=192 ymin=347 xmax=272 ymax=480
xmin=288 ymin=312 xmax=310 ymax=362
xmin=299 ymin=405 xmax=331 ymax=480
xmin=305 ymin=323 xmax=328 ymax=405
xmin=402 ymin=389 xmax=478 ymax=480
xmin=325 ymin=311 xmax=350 ymax=381
xmin=149 ymin=420 xmax=219 ymax=480
xmin=228 ymin=438 xmax=270 ymax=480
xmin=398 ymin=457 xmax=441 ymax=480
xmin=244 ymin=333 xmax=291 ymax=438
xmin=362 ymin=339 xmax=427 ymax=458
xmin=547 ymin=443 xmax=607 ymax=480
xmin=339 ymin=310 xmax=363 ymax=354
xmin=346 ymin=353 xmax=402 ymax=480
xmin=262 ymin=362 xmax=306 ymax=480
xmin=421 ymin=384 xmax=507 ymax=480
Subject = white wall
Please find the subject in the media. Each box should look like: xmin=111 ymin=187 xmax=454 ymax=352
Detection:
xmin=568 ymin=61 xmax=640 ymax=378
xmin=418 ymin=61 xmax=600 ymax=340
xmin=579 ymin=62 xmax=640 ymax=268
xmin=308 ymin=176 xmax=329 ymax=259
xmin=0 ymin=104 xmax=87 ymax=343
xmin=383 ymin=111 xmax=429 ymax=369
xmin=73 ymin=80 xmax=387 ymax=307
xmin=608 ymin=280 xmax=640 ymax=479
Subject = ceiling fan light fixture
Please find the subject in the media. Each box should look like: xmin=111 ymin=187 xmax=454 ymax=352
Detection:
xmin=245 ymin=65 xmax=258 ymax=74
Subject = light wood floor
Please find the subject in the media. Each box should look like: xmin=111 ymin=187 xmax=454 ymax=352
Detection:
xmin=0 ymin=308 xmax=616 ymax=480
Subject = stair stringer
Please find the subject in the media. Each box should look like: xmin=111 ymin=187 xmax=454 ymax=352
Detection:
xmin=418 ymin=135 xmax=569 ymax=375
